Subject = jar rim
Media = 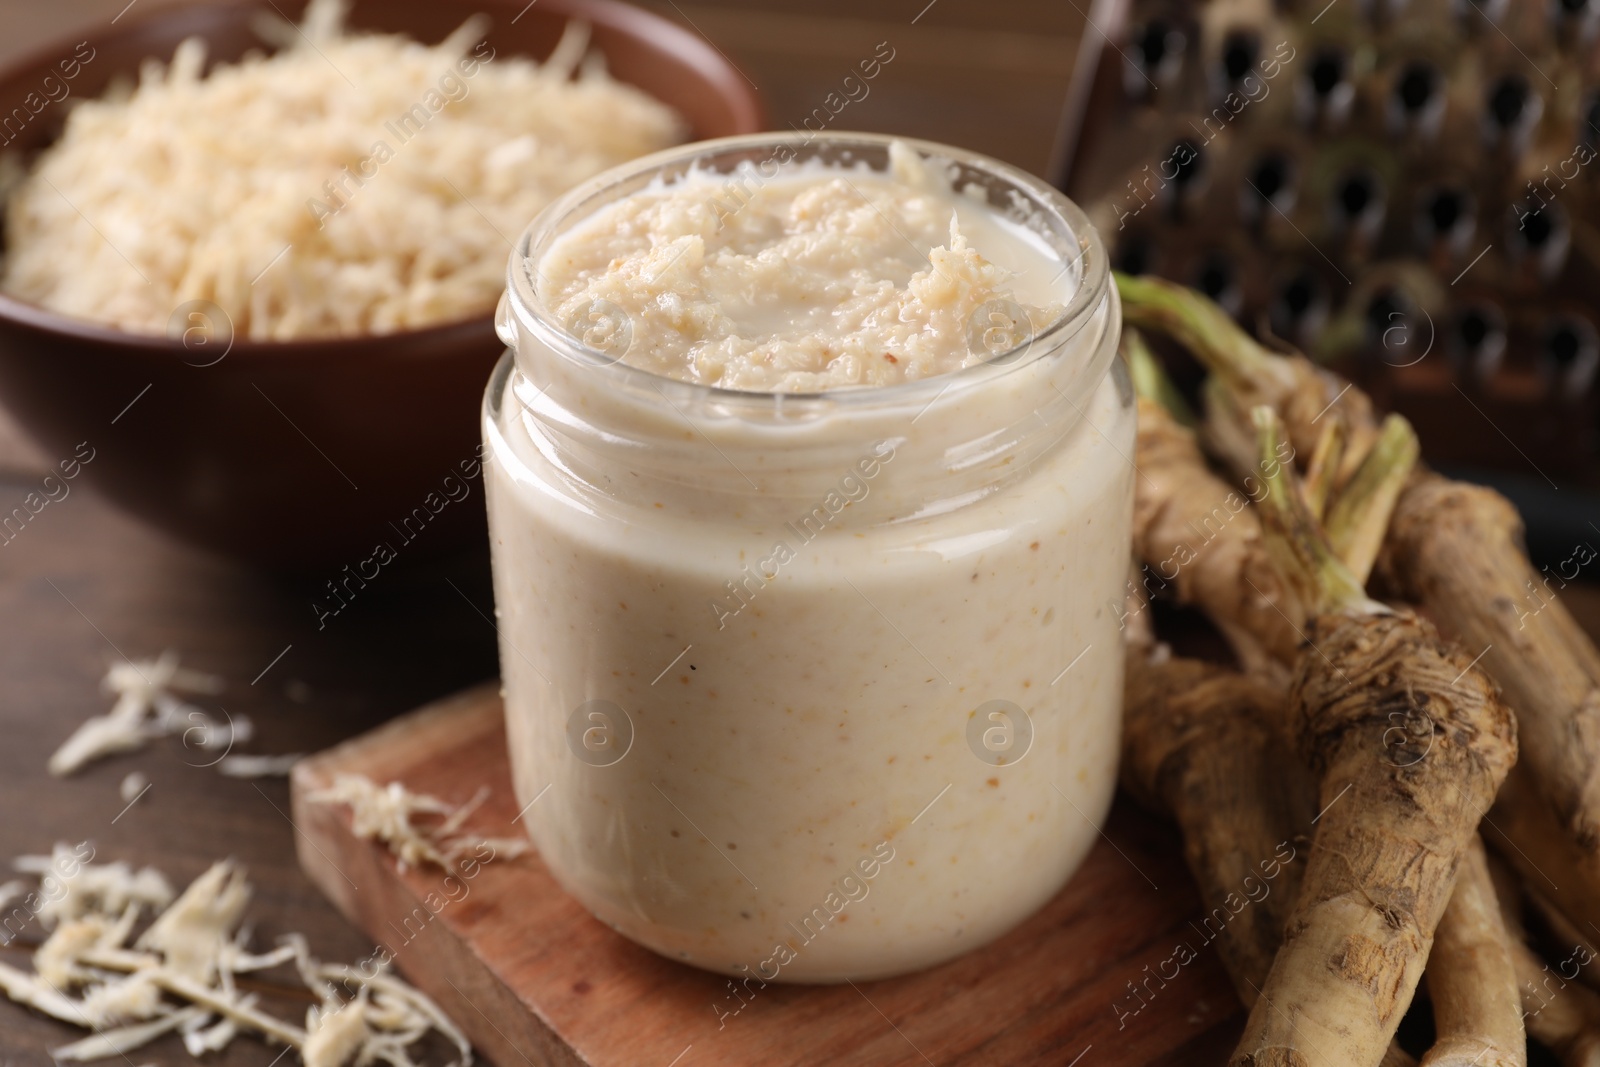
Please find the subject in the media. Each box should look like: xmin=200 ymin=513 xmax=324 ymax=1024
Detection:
xmin=502 ymin=131 xmax=1111 ymax=413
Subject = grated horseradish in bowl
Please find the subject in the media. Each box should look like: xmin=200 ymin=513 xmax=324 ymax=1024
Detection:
xmin=0 ymin=0 xmax=761 ymax=567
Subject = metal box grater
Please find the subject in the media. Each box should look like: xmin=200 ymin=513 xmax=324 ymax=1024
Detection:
xmin=1052 ymin=0 xmax=1600 ymax=557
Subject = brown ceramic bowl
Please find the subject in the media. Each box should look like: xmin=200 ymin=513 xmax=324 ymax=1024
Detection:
xmin=0 ymin=0 xmax=762 ymax=569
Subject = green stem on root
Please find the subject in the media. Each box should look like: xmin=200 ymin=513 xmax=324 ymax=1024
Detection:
xmin=1122 ymin=327 xmax=1197 ymax=427
xmin=1325 ymin=413 xmax=1420 ymax=586
xmin=1301 ymin=420 xmax=1347 ymax=523
xmin=1251 ymin=406 xmax=1379 ymax=616
xmin=1115 ymin=272 xmax=1297 ymax=401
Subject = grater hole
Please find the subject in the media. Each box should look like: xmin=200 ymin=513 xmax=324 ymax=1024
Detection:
xmin=1449 ymin=304 xmax=1506 ymax=380
xmin=1221 ymin=30 xmax=1258 ymax=85
xmin=1524 ymin=210 xmax=1555 ymax=248
xmin=1309 ymin=51 xmax=1344 ymax=97
xmin=1548 ymin=324 xmax=1583 ymax=368
xmin=1282 ymin=275 xmax=1317 ymax=319
xmin=1126 ymin=19 xmax=1185 ymax=97
xmin=1459 ymin=310 xmax=1492 ymax=350
xmin=1396 ymin=62 xmax=1438 ymax=114
xmin=1487 ymin=75 xmax=1532 ymax=131
xmin=1542 ymin=316 xmax=1599 ymax=397
xmin=1507 ymin=202 xmax=1570 ymax=276
xmin=1270 ymin=270 xmax=1326 ymax=342
xmin=1170 ymin=140 xmax=1204 ymax=188
xmin=1197 ymin=255 xmax=1232 ymax=298
xmin=1250 ymin=155 xmax=1291 ymax=204
xmin=1365 ymin=288 xmax=1406 ymax=340
xmin=1427 ymin=191 xmax=1464 ymax=233
xmin=1417 ymin=187 xmax=1474 ymax=249
xmin=1195 ymin=252 xmax=1241 ymax=314
xmin=1336 ymin=171 xmax=1379 ymax=220
xmin=1137 ymin=21 xmax=1173 ymax=69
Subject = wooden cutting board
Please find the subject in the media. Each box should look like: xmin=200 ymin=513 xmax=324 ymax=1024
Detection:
xmin=289 ymin=683 xmax=1244 ymax=1066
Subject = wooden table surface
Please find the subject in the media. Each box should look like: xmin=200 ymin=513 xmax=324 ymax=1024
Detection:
xmin=2 ymin=4 xmax=1597 ymax=1067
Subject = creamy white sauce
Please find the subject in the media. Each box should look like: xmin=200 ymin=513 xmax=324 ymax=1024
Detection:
xmin=486 ymin=141 xmax=1132 ymax=982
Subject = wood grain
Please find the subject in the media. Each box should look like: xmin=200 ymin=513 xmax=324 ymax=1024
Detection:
xmin=0 ymin=478 xmax=502 ymax=1067
xmin=292 ymin=684 xmax=1249 ymax=1067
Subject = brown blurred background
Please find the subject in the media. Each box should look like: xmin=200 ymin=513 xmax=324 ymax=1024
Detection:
xmin=0 ymin=0 xmax=1087 ymax=478
xmin=0 ymin=0 xmax=1084 ymax=179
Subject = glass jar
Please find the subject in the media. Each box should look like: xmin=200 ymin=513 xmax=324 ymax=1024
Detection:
xmin=483 ymin=133 xmax=1132 ymax=983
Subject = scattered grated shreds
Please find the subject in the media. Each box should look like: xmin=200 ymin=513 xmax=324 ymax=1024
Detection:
xmin=217 ymin=754 xmax=304 ymax=779
xmin=0 ymin=848 xmax=472 ymax=1067
xmin=135 ymin=862 xmax=251 ymax=983
xmin=14 ymin=843 xmax=173 ymax=928
xmin=307 ymin=776 xmax=527 ymax=873
xmin=48 ymin=652 xmax=302 ymax=783
xmin=49 ymin=653 xmax=230 ymax=777
xmin=120 ymin=773 xmax=149 ymax=804
xmin=0 ymin=0 xmax=686 ymax=340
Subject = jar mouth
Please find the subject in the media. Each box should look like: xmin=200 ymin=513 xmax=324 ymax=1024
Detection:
xmin=502 ymin=131 xmax=1110 ymax=414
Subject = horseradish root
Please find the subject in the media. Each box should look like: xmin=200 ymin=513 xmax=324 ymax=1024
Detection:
xmin=1124 ymin=330 xmax=1300 ymax=677
xmin=1418 ymin=837 xmax=1526 ymax=1067
xmin=1484 ymin=766 xmax=1600 ymax=944
xmin=1124 ymin=328 xmax=1408 ymax=671
xmin=1491 ymin=857 xmax=1600 ymax=1067
xmin=1123 ymin=348 xmax=1418 ymax=1064
xmin=1228 ymin=410 xmax=1518 ymax=1067
xmin=1121 ymin=649 xmax=1313 ymax=1001
xmin=1513 ymin=940 xmax=1600 ymax=1067
xmin=1385 ymin=474 xmax=1600 ymax=929
xmin=1117 ymin=272 xmax=1600 ymax=947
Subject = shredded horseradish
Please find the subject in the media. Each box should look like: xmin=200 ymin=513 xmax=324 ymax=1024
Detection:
xmin=14 ymin=844 xmax=174 ymax=928
xmin=307 ymin=776 xmax=527 ymax=872
xmin=48 ymin=652 xmax=301 ymax=780
xmin=49 ymin=653 xmax=232 ymax=777
xmin=538 ymin=141 xmax=1063 ymax=391
xmin=0 ymin=848 xmax=471 ymax=1067
xmin=0 ymin=0 xmax=685 ymax=339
